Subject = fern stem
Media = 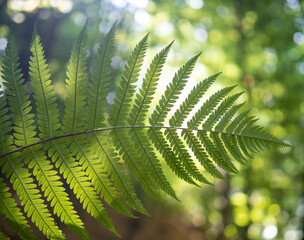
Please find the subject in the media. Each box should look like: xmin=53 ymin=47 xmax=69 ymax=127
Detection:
xmin=0 ymin=126 xmax=289 ymax=159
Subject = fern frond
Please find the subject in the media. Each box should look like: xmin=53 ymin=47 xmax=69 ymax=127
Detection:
xmin=109 ymin=34 xmax=149 ymax=126
xmin=0 ymin=177 xmax=37 ymax=240
xmin=149 ymin=53 xmax=201 ymax=126
xmin=0 ymin=25 xmax=290 ymax=239
xmin=29 ymin=28 xmax=88 ymax=240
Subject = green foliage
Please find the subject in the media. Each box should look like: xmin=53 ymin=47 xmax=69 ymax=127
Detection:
xmin=0 ymin=23 xmax=288 ymax=240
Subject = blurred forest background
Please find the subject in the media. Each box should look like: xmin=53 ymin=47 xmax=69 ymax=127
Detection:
xmin=0 ymin=0 xmax=303 ymax=239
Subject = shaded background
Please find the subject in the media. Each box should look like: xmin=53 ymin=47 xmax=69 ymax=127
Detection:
xmin=0 ymin=0 xmax=303 ymax=239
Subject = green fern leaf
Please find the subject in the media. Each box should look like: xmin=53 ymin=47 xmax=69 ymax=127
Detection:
xmin=148 ymin=128 xmax=198 ymax=185
xmin=61 ymin=24 xmax=129 ymax=232
xmin=169 ymin=72 xmax=221 ymax=127
xmin=187 ymin=85 xmax=235 ymax=129
xmin=29 ymin=28 xmax=89 ymax=240
xmin=0 ymin=24 xmax=290 ymax=240
xmin=0 ymin=177 xmax=37 ymax=240
xmin=125 ymin=42 xmax=177 ymax=199
xmin=109 ymin=34 xmax=149 ymax=126
xmin=1 ymin=33 xmax=64 ymax=240
xmin=86 ymin=22 xmax=116 ymax=130
xmin=128 ymin=41 xmax=173 ymax=125
xmin=149 ymin=53 xmax=201 ymax=126
xmin=91 ymin=133 xmax=148 ymax=214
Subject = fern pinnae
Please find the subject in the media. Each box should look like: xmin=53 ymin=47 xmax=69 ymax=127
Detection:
xmin=108 ymin=34 xmax=165 ymax=201
xmin=84 ymin=23 xmax=136 ymax=218
xmin=182 ymin=130 xmax=225 ymax=180
xmin=125 ymin=42 xmax=178 ymax=199
xmin=198 ymin=131 xmax=237 ymax=173
xmin=62 ymin=23 xmax=88 ymax=135
xmin=149 ymin=53 xmax=201 ymax=126
xmin=111 ymin=129 xmax=162 ymax=201
xmin=29 ymin=28 xmax=89 ymax=239
xmin=29 ymin=27 xmax=60 ymax=139
xmin=110 ymin=33 xmax=149 ymax=126
xmin=209 ymin=132 xmax=238 ymax=173
xmin=129 ymin=128 xmax=178 ymax=199
xmin=215 ymin=103 xmax=245 ymax=132
xmin=187 ymin=85 xmax=236 ymax=129
xmin=221 ymin=134 xmax=247 ymax=165
xmin=169 ymin=72 xmax=221 ymax=127
xmin=164 ymin=128 xmax=210 ymax=184
xmin=92 ymin=134 xmax=148 ymax=214
xmin=128 ymin=41 xmax=173 ymax=125
xmin=148 ymin=128 xmax=198 ymax=186
xmin=1 ymin=33 xmax=64 ymax=240
xmin=0 ymin=177 xmax=37 ymax=240
xmin=86 ymin=22 xmax=116 ymax=130
xmin=225 ymin=111 xmax=254 ymax=159
xmin=49 ymin=139 xmax=118 ymax=236
xmin=60 ymin=24 xmax=122 ymax=233
xmin=72 ymin=135 xmax=133 ymax=218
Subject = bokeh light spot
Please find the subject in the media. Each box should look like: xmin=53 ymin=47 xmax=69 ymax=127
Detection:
xmin=262 ymin=225 xmax=278 ymax=239
xmin=0 ymin=38 xmax=8 ymax=51
xmin=11 ymin=12 xmax=25 ymax=24
xmin=188 ymin=0 xmax=204 ymax=9
xmin=293 ymin=32 xmax=304 ymax=45
xmin=230 ymin=192 xmax=248 ymax=207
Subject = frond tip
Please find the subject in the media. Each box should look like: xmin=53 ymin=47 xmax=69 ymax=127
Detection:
xmin=0 ymin=23 xmax=290 ymax=240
